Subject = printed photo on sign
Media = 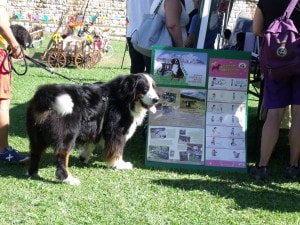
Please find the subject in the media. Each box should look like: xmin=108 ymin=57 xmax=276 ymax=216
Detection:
xmin=149 ymin=87 xmax=206 ymax=128
xmin=147 ymin=126 xmax=205 ymax=165
xmin=152 ymin=47 xmax=208 ymax=88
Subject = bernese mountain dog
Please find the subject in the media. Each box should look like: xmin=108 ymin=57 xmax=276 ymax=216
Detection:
xmin=170 ymin=58 xmax=184 ymax=80
xmin=26 ymin=73 xmax=159 ymax=185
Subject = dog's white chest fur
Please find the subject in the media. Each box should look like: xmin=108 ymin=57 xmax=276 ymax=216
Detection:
xmin=126 ymin=107 xmax=147 ymax=141
xmin=172 ymin=65 xmax=179 ymax=74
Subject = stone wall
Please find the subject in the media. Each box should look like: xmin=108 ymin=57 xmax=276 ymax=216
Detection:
xmin=226 ymin=0 xmax=257 ymax=31
xmin=7 ymin=0 xmax=258 ymax=40
xmin=8 ymin=0 xmax=127 ymax=39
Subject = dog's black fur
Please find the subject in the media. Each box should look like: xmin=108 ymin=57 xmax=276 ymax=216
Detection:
xmin=10 ymin=24 xmax=32 ymax=49
xmin=26 ymin=73 xmax=159 ymax=185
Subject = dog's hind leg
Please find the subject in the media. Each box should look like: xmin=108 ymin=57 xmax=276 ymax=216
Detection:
xmin=27 ymin=152 xmax=42 ymax=177
xmin=55 ymin=150 xmax=81 ymax=185
xmin=27 ymin=142 xmax=47 ymax=177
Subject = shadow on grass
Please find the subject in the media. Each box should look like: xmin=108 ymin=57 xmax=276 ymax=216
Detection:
xmin=0 ymin=149 xmax=108 ymax=184
xmin=10 ymin=102 xmax=29 ymax=139
xmin=151 ymin=175 xmax=300 ymax=212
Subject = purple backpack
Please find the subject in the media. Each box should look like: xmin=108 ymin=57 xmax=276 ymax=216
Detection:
xmin=259 ymin=0 xmax=300 ymax=80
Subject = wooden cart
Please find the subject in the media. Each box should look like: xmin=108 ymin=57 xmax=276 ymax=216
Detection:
xmin=46 ymin=34 xmax=102 ymax=69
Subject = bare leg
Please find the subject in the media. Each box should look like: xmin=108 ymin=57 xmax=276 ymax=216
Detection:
xmin=0 ymin=99 xmax=10 ymax=151
xmin=289 ymin=105 xmax=300 ymax=167
xmin=258 ymin=108 xmax=285 ymax=166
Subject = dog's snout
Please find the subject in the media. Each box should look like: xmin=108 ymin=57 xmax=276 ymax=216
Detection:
xmin=152 ymin=98 xmax=159 ymax=104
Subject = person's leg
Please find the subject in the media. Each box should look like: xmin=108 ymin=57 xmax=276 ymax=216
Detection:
xmin=143 ymin=55 xmax=151 ymax=73
xmin=289 ymin=106 xmax=300 ymax=166
xmin=250 ymin=107 xmax=285 ymax=180
xmin=258 ymin=107 xmax=286 ymax=166
xmin=259 ymin=76 xmax=293 ymax=166
xmin=0 ymin=50 xmax=29 ymax=163
xmin=289 ymin=76 xmax=300 ymax=167
xmin=283 ymin=105 xmax=300 ymax=179
xmin=250 ymin=76 xmax=289 ymax=180
xmin=0 ymin=50 xmax=10 ymax=152
xmin=126 ymin=37 xmax=146 ymax=73
xmin=0 ymin=98 xmax=10 ymax=152
xmin=284 ymin=77 xmax=300 ymax=178
xmin=0 ymin=98 xmax=30 ymax=163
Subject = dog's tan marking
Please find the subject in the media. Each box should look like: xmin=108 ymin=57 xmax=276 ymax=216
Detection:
xmin=65 ymin=153 xmax=70 ymax=175
xmin=105 ymin=152 xmax=121 ymax=166
xmin=34 ymin=111 xmax=51 ymax=125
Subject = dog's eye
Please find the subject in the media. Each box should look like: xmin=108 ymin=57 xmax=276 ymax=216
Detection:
xmin=136 ymin=82 xmax=148 ymax=94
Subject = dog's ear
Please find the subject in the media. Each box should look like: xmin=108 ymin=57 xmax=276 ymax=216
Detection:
xmin=118 ymin=75 xmax=138 ymax=103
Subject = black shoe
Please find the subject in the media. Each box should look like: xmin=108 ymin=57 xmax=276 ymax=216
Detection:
xmin=285 ymin=165 xmax=299 ymax=180
xmin=250 ymin=164 xmax=268 ymax=181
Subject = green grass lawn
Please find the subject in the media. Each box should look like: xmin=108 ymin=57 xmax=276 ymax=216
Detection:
xmin=0 ymin=36 xmax=299 ymax=225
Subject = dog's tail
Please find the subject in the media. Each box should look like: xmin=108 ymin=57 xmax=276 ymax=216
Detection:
xmin=30 ymin=85 xmax=74 ymax=116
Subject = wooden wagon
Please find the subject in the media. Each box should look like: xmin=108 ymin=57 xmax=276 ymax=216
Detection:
xmin=45 ymin=34 xmax=102 ymax=69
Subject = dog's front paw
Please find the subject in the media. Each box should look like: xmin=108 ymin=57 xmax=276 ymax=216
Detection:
xmin=62 ymin=174 xmax=81 ymax=185
xmin=26 ymin=171 xmax=40 ymax=177
xmin=113 ymin=160 xmax=133 ymax=169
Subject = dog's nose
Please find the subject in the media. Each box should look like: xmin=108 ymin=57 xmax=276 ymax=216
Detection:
xmin=152 ymin=98 xmax=159 ymax=104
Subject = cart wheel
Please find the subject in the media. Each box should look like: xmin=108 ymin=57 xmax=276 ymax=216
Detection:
xmin=74 ymin=53 xmax=93 ymax=69
xmin=48 ymin=51 xmax=67 ymax=68
xmin=93 ymin=50 xmax=102 ymax=65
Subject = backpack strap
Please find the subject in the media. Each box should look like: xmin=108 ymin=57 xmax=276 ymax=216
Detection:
xmin=181 ymin=0 xmax=186 ymax=8
xmin=285 ymin=0 xmax=299 ymax=19
xmin=154 ymin=0 xmax=164 ymax=15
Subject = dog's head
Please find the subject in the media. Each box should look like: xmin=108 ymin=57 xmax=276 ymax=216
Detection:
xmin=171 ymin=58 xmax=180 ymax=66
xmin=10 ymin=24 xmax=32 ymax=49
xmin=118 ymin=73 xmax=159 ymax=113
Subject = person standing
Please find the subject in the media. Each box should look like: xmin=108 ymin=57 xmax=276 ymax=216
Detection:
xmin=250 ymin=0 xmax=300 ymax=180
xmin=126 ymin=0 xmax=153 ymax=73
xmin=0 ymin=0 xmax=30 ymax=163
xmin=184 ymin=0 xmax=202 ymax=49
xmin=150 ymin=0 xmax=189 ymax=48
xmin=184 ymin=12 xmax=198 ymax=48
xmin=186 ymin=0 xmax=199 ymax=32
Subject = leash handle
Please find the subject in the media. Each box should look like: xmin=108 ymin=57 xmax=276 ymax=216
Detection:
xmin=11 ymin=48 xmax=28 ymax=76
xmin=1 ymin=48 xmax=28 ymax=76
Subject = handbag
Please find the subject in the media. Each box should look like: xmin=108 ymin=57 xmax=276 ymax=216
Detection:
xmin=259 ymin=0 xmax=300 ymax=80
xmin=131 ymin=0 xmax=173 ymax=57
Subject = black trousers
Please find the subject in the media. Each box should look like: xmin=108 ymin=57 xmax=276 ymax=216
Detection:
xmin=126 ymin=37 xmax=151 ymax=74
